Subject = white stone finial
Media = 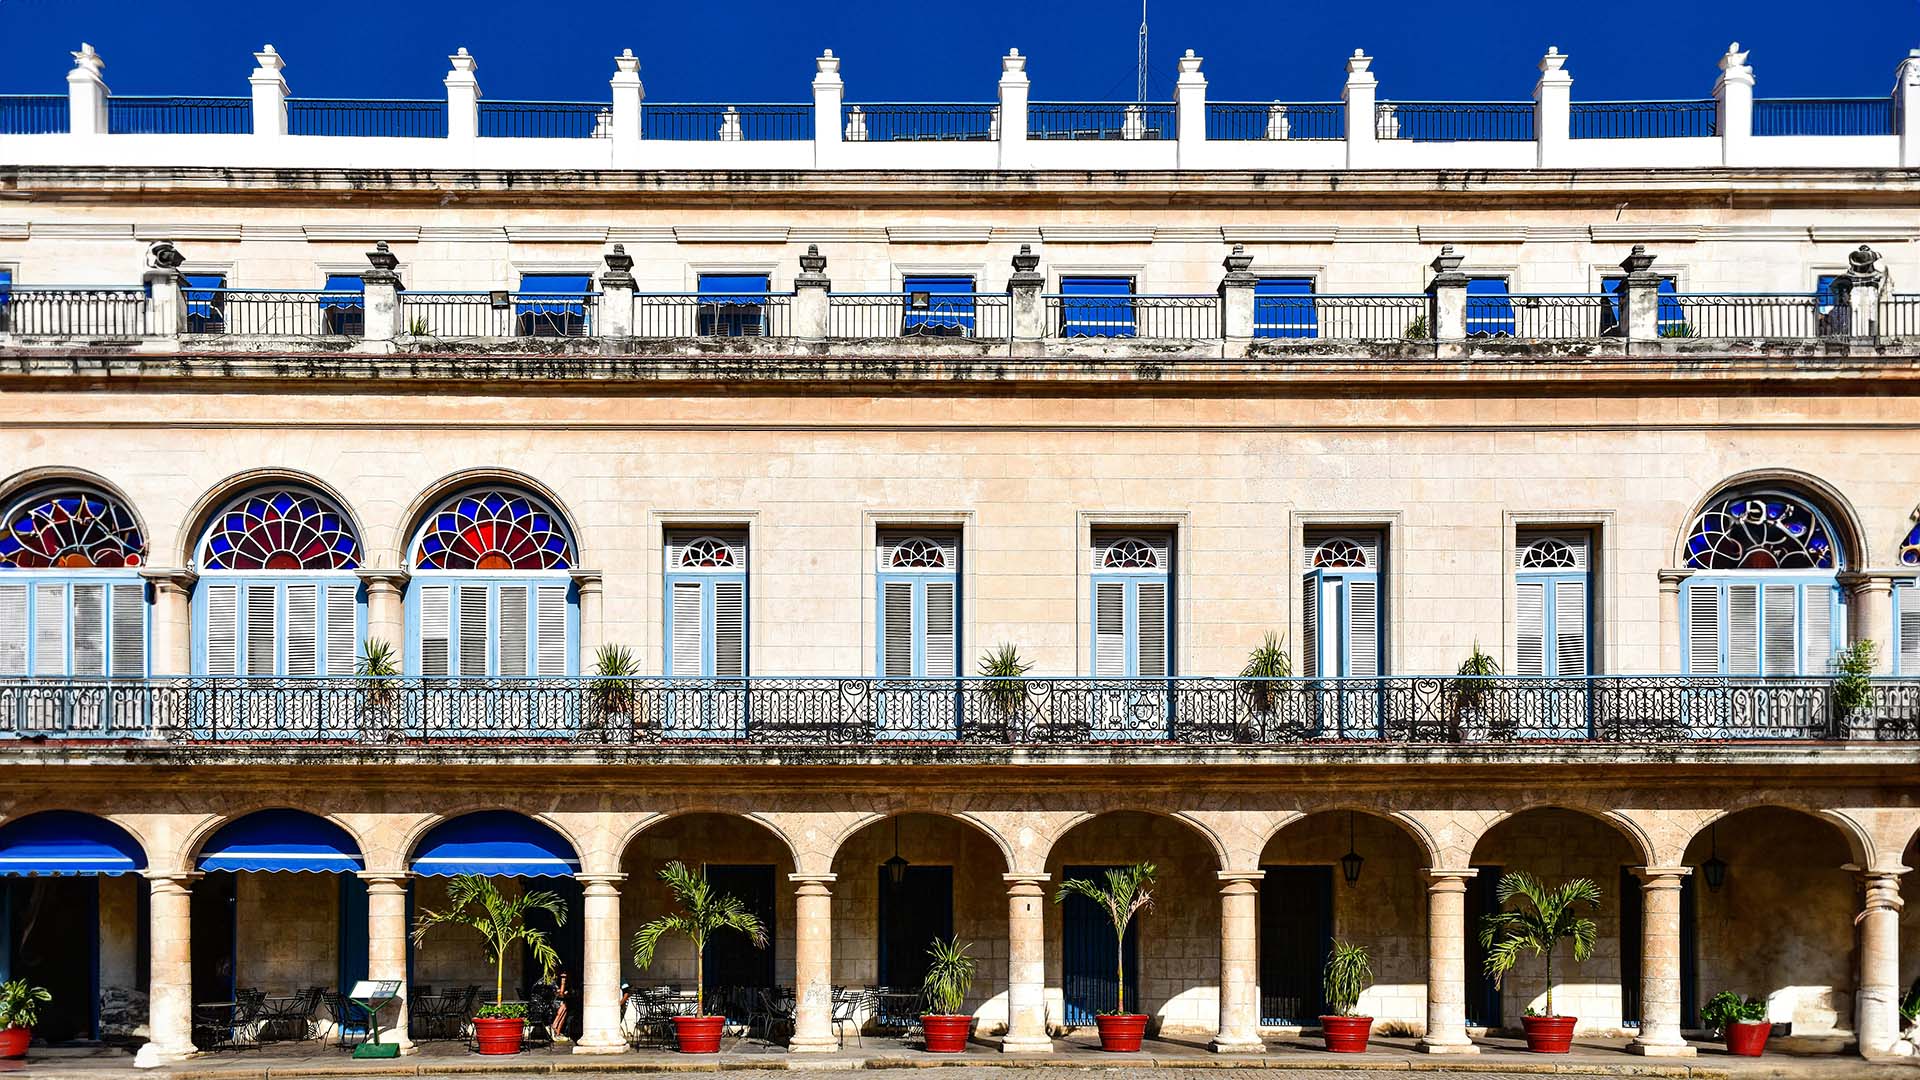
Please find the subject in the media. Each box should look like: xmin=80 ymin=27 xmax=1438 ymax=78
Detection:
xmin=70 ymin=42 xmax=103 ymax=74
xmin=449 ymin=47 xmax=477 ymax=73
xmin=1178 ymin=50 xmax=1203 ymax=76
xmin=614 ymin=49 xmax=639 ymax=74
xmin=1538 ymin=46 xmax=1570 ymax=80
xmin=816 ymin=50 xmax=841 ymax=74
xmin=1346 ymin=50 xmax=1373 ymax=75
xmin=1002 ymin=49 xmax=1028 ymax=75
xmin=252 ymin=44 xmax=285 ymax=73
xmin=1721 ymin=41 xmax=1749 ymax=70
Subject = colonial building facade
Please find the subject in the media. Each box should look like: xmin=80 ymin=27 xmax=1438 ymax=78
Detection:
xmin=1 ymin=37 xmax=1919 ymax=1064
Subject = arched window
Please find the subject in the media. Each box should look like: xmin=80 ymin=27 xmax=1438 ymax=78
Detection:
xmin=0 ymin=486 xmax=148 ymax=679
xmin=1303 ymin=532 xmax=1381 ymax=680
xmin=1311 ymin=537 xmax=1374 ymax=570
xmin=1681 ymin=488 xmax=1843 ymax=676
xmin=876 ymin=533 xmax=959 ymax=681
xmin=194 ymin=486 xmax=363 ymax=677
xmin=408 ymin=486 xmax=577 ymax=677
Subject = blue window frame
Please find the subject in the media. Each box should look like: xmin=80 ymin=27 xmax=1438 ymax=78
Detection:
xmin=193 ymin=577 xmax=363 ymax=676
xmin=1059 ymin=276 xmax=1135 ymax=338
xmin=0 ymin=576 xmax=147 ymax=678
xmin=1896 ymin=581 xmax=1919 ymax=676
xmin=901 ymin=276 xmax=976 ymax=337
xmin=322 ymin=274 xmax=364 ymax=336
xmin=1815 ymin=273 xmax=1847 ymax=335
xmin=1302 ymin=534 xmax=1384 ymax=737
xmin=1515 ymin=535 xmax=1590 ymax=677
xmin=516 ymin=273 xmax=591 ymax=338
xmin=405 ymin=577 xmax=575 ymax=677
xmin=1681 ymin=576 xmax=1842 ymax=676
xmin=184 ymin=273 xmax=226 ymax=334
xmin=663 ymin=532 xmax=748 ymax=738
xmin=1253 ymin=277 xmax=1316 ymax=339
xmin=876 ymin=535 xmax=959 ymax=679
xmin=1089 ymin=535 xmax=1170 ymax=678
xmin=1464 ymin=276 xmax=1514 ymax=337
xmin=1599 ymin=275 xmax=1682 ymax=336
xmin=697 ymin=274 xmax=770 ymax=337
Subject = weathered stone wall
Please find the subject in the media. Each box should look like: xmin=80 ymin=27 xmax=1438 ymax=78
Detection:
xmin=233 ymin=872 xmax=338 ymax=993
xmin=411 ymin=874 xmax=528 ymax=999
xmin=97 ymin=874 xmax=146 ymax=1039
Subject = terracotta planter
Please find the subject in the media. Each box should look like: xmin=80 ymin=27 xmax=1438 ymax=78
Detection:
xmin=673 ymin=1015 xmax=726 ymax=1054
xmin=1094 ymin=1013 xmax=1148 ymax=1052
xmin=921 ymin=1014 xmax=971 ymax=1053
xmin=1319 ymin=1014 xmax=1373 ymax=1053
xmin=1725 ymin=1019 xmax=1770 ymax=1057
xmin=472 ymin=1016 xmax=525 ymax=1055
xmin=1521 ymin=1014 xmax=1576 ymax=1054
xmin=0 ymin=1026 xmax=29 ymax=1060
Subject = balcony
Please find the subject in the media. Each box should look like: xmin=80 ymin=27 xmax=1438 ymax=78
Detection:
xmin=5 ymin=675 xmax=1917 ymax=749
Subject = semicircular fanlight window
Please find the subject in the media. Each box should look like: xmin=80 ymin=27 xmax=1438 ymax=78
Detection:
xmin=414 ymin=488 xmax=573 ymax=571
xmin=201 ymin=489 xmax=360 ymax=571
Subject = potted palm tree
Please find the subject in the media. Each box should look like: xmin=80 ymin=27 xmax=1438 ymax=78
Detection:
xmin=1239 ymin=633 xmax=1292 ymax=726
xmin=589 ymin=643 xmax=641 ymax=724
xmin=410 ymin=874 xmax=567 ymax=1055
xmin=1318 ymin=940 xmax=1373 ymax=1052
xmin=977 ymin=644 xmax=1031 ymax=736
xmin=0 ymin=981 xmax=51 ymax=1059
xmin=356 ymin=637 xmax=401 ymax=725
xmin=1478 ymin=871 xmax=1600 ymax=1054
xmin=1053 ymin=863 xmax=1157 ymax=1052
xmin=631 ymin=861 xmax=768 ymax=1053
xmin=1702 ymin=991 xmax=1770 ymax=1056
xmin=920 ymin=936 xmax=976 ymax=1053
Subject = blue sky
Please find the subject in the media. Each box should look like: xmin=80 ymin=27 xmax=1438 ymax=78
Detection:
xmin=1 ymin=0 xmax=1914 ymax=103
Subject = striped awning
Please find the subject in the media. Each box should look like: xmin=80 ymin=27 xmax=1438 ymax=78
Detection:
xmin=197 ymin=809 xmax=364 ymax=874
xmin=0 ymin=811 xmax=146 ymax=876
xmin=410 ymin=810 xmax=579 ymax=878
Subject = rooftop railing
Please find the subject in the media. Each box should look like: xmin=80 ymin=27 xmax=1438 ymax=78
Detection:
xmin=187 ymin=289 xmax=365 ymax=337
xmin=1376 ymin=101 xmax=1534 ymax=141
xmin=1047 ymin=295 xmax=1220 ymax=340
xmin=399 ymin=292 xmax=601 ymax=338
xmin=1569 ymin=100 xmax=1717 ymax=139
xmin=1466 ymin=294 xmax=1615 ymax=340
xmin=0 ymin=95 xmax=66 ymax=135
xmin=1205 ymin=102 xmax=1345 ymax=141
xmin=1753 ymin=97 xmax=1894 ymax=136
xmin=1028 ymin=102 xmax=1176 ymax=141
xmin=106 ymin=95 xmax=250 ymax=134
xmin=287 ymin=98 xmax=448 ymax=138
xmin=478 ymin=100 xmax=613 ymax=139
xmin=632 ymin=293 xmax=794 ymax=338
xmin=0 ymin=287 xmax=148 ymax=337
xmin=1664 ymin=293 xmax=1829 ymax=339
xmin=825 ymin=293 xmax=1012 ymax=340
xmin=842 ymin=104 xmax=998 ymax=142
xmin=641 ymin=104 xmax=813 ymax=141
xmin=2 ymin=675 xmax=1913 ymax=745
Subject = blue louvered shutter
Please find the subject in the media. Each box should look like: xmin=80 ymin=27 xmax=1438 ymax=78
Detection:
xmin=1465 ymin=277 xmax=1513 ymax=337
xmin=1254 ymin=277 xmax=1316 ymax=339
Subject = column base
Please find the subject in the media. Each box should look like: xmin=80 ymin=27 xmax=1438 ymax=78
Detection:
xmin=788 ymin=1035 xmax=841 ymax=1053
xmin=1000 ymin=1035 xmax=1055 ymax=1053
xmin=572 ymin=1036 xmax=629 ymax=1055
xmin=1209 ymin=1035 xmax=1266 ymax=1054
xmin=1416 ymin=1038 xmax=1480 ymax=1055
xmin=1628 ymin=1039 xmax=1696 ymax=1057
xmin=133 ymin=1042 xmax=195 ymax=1068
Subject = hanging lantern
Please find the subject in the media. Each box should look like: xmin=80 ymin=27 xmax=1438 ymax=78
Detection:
xmin=1702 ymin=824 xmax=1727 ymax=891
xmin=1340 ymin=812 xmax=1365 ymax=886
xmin=885 ymin=817 xmax=910 ymax=889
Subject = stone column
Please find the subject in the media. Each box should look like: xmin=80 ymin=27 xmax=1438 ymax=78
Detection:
xmin=1417 ymin=869 xmax=1479 ymax=1055
xmin=356 ymin=570 xmax=407 ymax=656
xmin=1628 ymin=868 xmax=1695 ymax=1057
xmin=1533 ymin=47 xmax=1572 ymax=167
xmin=574 ymin=874 xmax=626 ymax=1053
xmin=140 ymin=570 xmax=195 ymax=677
xmin=142 ymin=241 xmax=188 ymax=341
xmin=1342 ymin=50 xmax=1377 ymax=168
xmin=1219 ymin=244 xmax=1256 ymax=343
xmin=67 ymin=43 xmax=109 ymax=136
xmin=997 ymin=50 xmax=1029 ymax=169
xmin=789 ymin=874 xmax=837 ymax=1052
xmin=1008 ymin=245 xmax=1045 ymax=343
xmin=1845 ymin=245 xmax=1885 ymax=340
xmin=1658 ymin=571 xmax=1688 ymax=673
xmin=249 ymin=45 xmax=288 ymax=137
xmin=1714 ymin=42 xmax=1753 ymax=167
xmin=792 ymin=245 xmax=830 ymax=341
xmin=599 ymin=245 xmax=635 ymax=340
xmin=1850 ymin=574 xmax=1896 ymax=675
xmin=1857 ymin=871 xmax=1906 ymax=1058
xmin=359 ymin=241 xmax=404 ymax=343
xmin=609 ymin=49 xmax=643 ymax=168
xmin=359 ymin=873 xmax=416 ymax=1052
xmin=1899 ymin=49 xmax=1920 ymax=169
xmin=573 ymin=570 xmax=605 ymax=662
xmin=1212 ymin=871 xmax=1265 ymax=1053
xmin=142 ymin=872 xmax=198 ymax=1062
xmin=1618 ymin=245 xmax=1664 ymax=343
xmin=812 ymin=51 xmax=844 ymax=168
xmin=1426 ymin=246 xmax=1468 ymax=355
xmin=1002 ymin=874 xmax=1053 ymax=1052
xmin=1174 ymin=50 xmax=1206 ymax=168
xmin=445 ymin=48 xmax=480 ymax=142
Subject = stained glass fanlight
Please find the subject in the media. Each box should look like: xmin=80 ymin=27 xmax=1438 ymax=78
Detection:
xmin=413 ymin=487 xmax=573 ymax=571
xmin=1684 ymin=490 xmax=1838 ymax=571
xmin=1902 ymin=520 xmax=1920 ymax=567
xmin=200 ymin=488 xmax=361 ymax=571
xmin=0 ymin=488 xmax=146 ymax=569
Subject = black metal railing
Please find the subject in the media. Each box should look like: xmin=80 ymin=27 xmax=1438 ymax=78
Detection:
xmin=825 ymin=293 xmax=1012 ymax=340
xmin=1253 ymin=295 xmax=1430 ymax=341
xmin=1376 ymin=102 xmax=1534 ymax=142
xmin=0 ymin=288 xmax=148 ymax=336
xmin=182 ymin=290 xmax=366 ymax=337
xmin=642 ymin=104 xmax=813 ymax=141
xmin=107 ymin=96 xmax=251 ymax=135
xmin=288 ymin=98 xmax=448 ymax=138
xmin=1029 ymin=102 xmax=1176 ymax=141
xmin=1048 ymin=295 xmax=1219 ymax=340
xmin=1465 ymin=294 xmax=1615 ymax=339
xmin=1569 ymin=100 xmax=1717 ymax=140
xmin=479 ymin=101 xmax=613 ymax=139
xmin=1206 ymin=102 xmax=1344 ymax=141
xmin=399 ymin=292 xmax=600 ymax=338
xmin=1663 ymin=294 xmax=1829 ymax=339
xmin=841 ymin=104 xmax=998 ymax=142
xmin=1754 ymin=97 xmax=1894 ymax=137
xmin=1880 ymin=295 xmax=1920 ymax=338
xmin=633 ymin=294 xmax=794 ymax=338
xmin=2 ymin=676 xmax=1914 ymax=745
xmin=0 ymin=95 xmax=68 ymax=134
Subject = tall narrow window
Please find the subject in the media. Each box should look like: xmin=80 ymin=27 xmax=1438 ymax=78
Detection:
xmin=876 ymin=533 xmax=959 ymax=678
xmin=900 ymin=276 xmax=976 ymax=338
xmin=1089 ymin=533 xmax=1171 ymax=677
xmin=1464 ymin=276 xmax=1514 ymax=337
xmin=1302 ymin=533 xmax=1382 ymax=677
xmin=1895 ymin=581 xmax=1920 ymax=676
xmin=321 ymin=274 xmax=364 ymax=336
xmin=664 ymin=531 xmax=748 ymax=678
xmin=1253 ymin=277 xmax=1316 ymax=339
xmin=1059 ymin=276 xmax=1136 ymax=338
xmin=516 ymin=273 xmax=592 ymax=338
xmin=0 ymin=268 xmax=11 ymax=332
xmin=1515 ymin=534 xmax=1591 ymax=677
xmin=194 ymin=487 xmax=362 ymax=676
xmin=0 ymin=486 xmax=149 ymax=680
xmin=407 ymin=487 xmax=576 ymax=677
xmin=1680 ymin=489 xmax=1843 ymax=675
xmin=697 ymin=274 xmax=770 ymax=337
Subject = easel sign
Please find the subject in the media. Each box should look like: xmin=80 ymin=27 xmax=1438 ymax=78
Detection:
xmin=349 ymin=980 xmax=404 ymax=1059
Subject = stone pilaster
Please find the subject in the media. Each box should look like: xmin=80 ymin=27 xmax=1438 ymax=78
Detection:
xmin=1533 ymin=48 xmax=1572 ymax=167
xmin=609 ymin=49 xmax=643 ymax=168
xmin=1618 ymin=245 xmax=1664 ymax=343
xmin=1627 ymin=868 xmax=1696 ymax=1057
xmin=359 ymin=873 xmax=416 ymax=1052
xmin=599 ymin=245 xmax=635 ymax=340
xmin=67 ymin=43 xmax=108 ymax=136
xmin=249 ymin=45 xmax=288 ymax=137
xmin=1845 ymin=245 xmax=1885 ymax=340
xmin=1174 ymin=50 xmax=1206 ymax=168
xmin=1219 ymin=244 xmax=1256 ymax=343
xmin=573 ymin=570 xmax=605 ymax=662
xmin=1007 ymin=245 xmax=1045 ymax=343
xmin=1002 ymin=874 xmax=1053 ymax=1052
xmin=1417 ymin=869 xmax=1479 ymax=1054
xmin=789 ymin=874 xmax=837 ymax=1052
xmin=792 ymin=245 xmax=830 ymax=341
xmin=139 ymin=569 xmax=196 ymax=676
xmin=1658 ymin=570 xmax=1690 ymax=673
xmin=445 ymin=48 xmax=480 ymax=142
xmin=997 ymin=50 xmax=1029 ymax=169
xmin=1426 ymin=245 xmax=1468 ymax=354
xmin=1212 ymin=871 xmax=1265 ymax=1053
xmin=1857 ymin=870 xmax=1908 ymax=1058
xmin=574 ymin=874 xmax=627 ymax=1053
xmin=360 ymin=241 xmax=404 ymax=343
xmin=141 ymin=872 xmax=199 ymax=1063
xmin=1714 ymin=42 xmax=1753 ymax=166
xmin=1342 ymin=50 xmax=1377 ymax=168
xmin=812 ymin=51 xmax=843 ymax=168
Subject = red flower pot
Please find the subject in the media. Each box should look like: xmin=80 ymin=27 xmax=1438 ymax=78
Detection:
xmin=921 ymin=1014 xmax=971 ymax=1053
xmin=673 ymin=1015 xmax=726 ymax=1054
xmin=1725 ymin=1020 xmax=1770 ymax=1057
xmin=1319 ymin=1014 xmax=1373 ymax=1053
xmin=1094 ymin=1013 xmax=1148 ymax=1052
xmin=472 ymin=1016 xmax=525 ymax=1055
xmin=0 ymin=1026 xmax=29 ymax=1060
xmin=1521 ymin=1014 xmax=1576 ymax=1054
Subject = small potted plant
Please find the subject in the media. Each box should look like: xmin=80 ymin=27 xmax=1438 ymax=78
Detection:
xmin=1702 ymin=991 xmax=1770 ymax=1056
xmin=356 ymin=637 xmax=402 ymax=720
xmin=977 ymin=644 xmax=1032 ymax=735
xmin=1450 ymin=643 xmax=1502 ymax=738
xmin=410 ymin=874 xmax=567 ymax=1055
xmin=589 ymin=643 xmax=641 ymax=723
xmin=920 ymin=936 xmax=976 ymax=1053
xmin=1239 ymin=633 xmax=1292 ymax=725
xmin=1478 ymin=871 xmax=1599 ymax=1054
xmin=631 ymin=861 xmax=768 ymax=1053
xmin=1831 ymin=640 xmax=1878 ymax=734
xmin=1054 ymin=863 xmax=1157 ymax=1052
xmin=0 ymin=980 xmax=51 ymax=1059
xmin=1318 ymin=940 xmax=1373 ymax=1052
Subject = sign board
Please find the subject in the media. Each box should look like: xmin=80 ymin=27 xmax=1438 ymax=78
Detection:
xmin=350 ymin=980 xmax=403 ymax=1001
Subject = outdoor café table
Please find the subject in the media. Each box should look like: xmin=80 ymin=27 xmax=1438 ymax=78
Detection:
xmin=872 ymin=991 xmax=922 ymax=1035
xmin=259 ymin=994 xmax=313 ymax=1041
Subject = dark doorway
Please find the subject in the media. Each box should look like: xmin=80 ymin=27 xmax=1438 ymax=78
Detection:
xmin=5 ymin=877 xmax=100 ymax=1042
xmin=190 ymin=872 xmax=238 ymax=1006
xmin=702 ymin=865 xmax=776 ymax=1007
xmin=520 ymin=876 xmax=583 ymax=1037
xmin=336 ymin=876 xmax=368 ymax=994
xmin=1060 ymin=865 xmax=1139 ymax=1025
xmin=1258 ymin=865 xmax=1333 ymax=1024
xmin=1464 ymin=865 xmax=1502 ymax=1028
xmin=877 ymin=865 xmax=953 ymax=990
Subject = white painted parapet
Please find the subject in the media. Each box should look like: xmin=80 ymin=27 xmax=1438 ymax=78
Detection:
xmin=998 ymin=49 xmax=1029 ymax=170
xmin=812 ymin=50 xmax=843 ymax=168
xmin=1342 ymin=50 xmax=1377 ymax=168
xmin=1898 ymin=49 xmax=1920 ymax=167
xmin=445 ymin=48 xmax=480 ymax=143
xmin=249 ymin=45 xmax=288 ymax=138
xmin=610 ymin=49 xmax=643 ymax=168
xmin=1175 ymin=50 xmax=1206 ymax=168
xmin=66 ymin=43 xmax=108 ymax=136
xmin=1715 ymin=42 xmax=1754 ymax=166
xmin=1534 ymin=47 xmax=1571 ymax=167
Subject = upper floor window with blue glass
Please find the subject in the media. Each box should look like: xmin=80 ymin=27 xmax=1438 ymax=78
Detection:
xmin=408 ymin=487 xmax=577 ymax=678
xmin=1253 ymin=277 xmax=1316 ymax=339
xmin=901 ymin=276 xmax=976 ymax=338
xmin=1681 ymin=489 xmax=1843 ymax=676
xmin=1059 ymin=276 xmax=1135 ymax=338
xmin=0 ymin=486 xmax=148 ymax=678
xmin=194 ymin=487 xmax=363 ymax=677
xmin=697 ymin=273 xmax=770 ymax=337
xmin=1090 ymin=532 xmax=1170 ymax=677
xmin=184 ymin=273 xmax=227 ymax=334
xmin=1464 ymin=276 xmax=1514 ymax=337
xmin=322 ymin=274 xmax=364 ymax=336
xmin=516 ymin=273 xmax=592 ymax=338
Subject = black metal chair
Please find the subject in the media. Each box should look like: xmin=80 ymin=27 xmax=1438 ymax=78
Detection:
xmin=192 ymin=995 xmax=266 ymax=1052
xmin=325 ymin=993 xmax=372 ymax=1050
xmin=524 ymin=984 xmax=559 ymax=1050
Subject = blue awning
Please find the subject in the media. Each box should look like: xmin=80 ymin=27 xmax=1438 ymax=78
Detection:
xmin=0 ymin=811 xmax=146 ymax=876
xmin=411 ymin=811 xmax=579 ymax=878
xmin=197 ymin=809 xmax=364 ymax=874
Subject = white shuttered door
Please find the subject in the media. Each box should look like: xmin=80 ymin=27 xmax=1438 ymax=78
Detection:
xmin=414 ymin=579 xmax=569 ymax=677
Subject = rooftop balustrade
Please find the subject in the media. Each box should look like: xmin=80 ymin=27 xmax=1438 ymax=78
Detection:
xmin=6 ymin=41 xmax=1917 ymax=170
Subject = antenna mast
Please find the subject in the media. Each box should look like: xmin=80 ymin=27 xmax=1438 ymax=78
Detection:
xmin=1137 ymin=0 xmax=1149 ymax=102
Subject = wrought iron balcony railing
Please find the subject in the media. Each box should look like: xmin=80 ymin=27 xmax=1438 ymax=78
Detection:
xmin=1 ymin=676 xmax=1914 ymax=747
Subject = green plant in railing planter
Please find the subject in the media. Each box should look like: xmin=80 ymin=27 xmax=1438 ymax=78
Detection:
xmin=1659 ymin=322 xmax=1697 ymax=338
xmin=590 ymin=644 xmax=641 ymax=718
xmin=1700 ymin=991 xmax=1768 ymax=1034
xmin=978 ymin=644 xmax=1032 ymax=721
xmin=474 ymin=1002 xmax=526 ymax=1021
xmin=1240 ymin=632 xmax=1293 ymax=718
xmin=1405 ymin=313 xmax=1431 ymax=340
xmin=1450 ymin=642 xmax=1502 ymax=716
xmin=356 ymin=637 xmax=401 ymax=711
xmin=406 ymin=314 xmax=431 ymax=337
xmin=1831 ymin=640 xmax=1877 ymax=724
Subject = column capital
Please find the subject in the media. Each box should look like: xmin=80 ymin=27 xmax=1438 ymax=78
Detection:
xmin=355 ymin=567 xmax=410 ymax=590
xmin=570 ymin=568 xmax=604 ymax=590
xmin=1656 ymin=568 xmax=1694 ymax=587
xmin=139 ymin=567 xmax=198 ymax=593
xmin=1003 ymin=872 xmax=1051 ymax=887
xmin=144 ymin=870 xmax=202 ymax=889
xmin=1630 ymin=866 xmax=1692 ymax=885
xmin=1424 ymin=867 xmax=1478 ymax=884
xmin=1217 ymin=870 xmax=1265 ymax=885
xmin=789 ymin=873 xmax=836 ymax=889
xmin=357 ymin=870 xmax=412 ymax=889
xmin=576 ymin=873 xmax=625 ymax=888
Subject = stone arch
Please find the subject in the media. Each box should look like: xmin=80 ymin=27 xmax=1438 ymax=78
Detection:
xmin=821 ymin=809 xmax=1016 ymax=875
xmin=1682 ymin=800 xmax=1872 ymax=868
xmin=1672 ymin=468 xmax=1866 ymax=572
xmin=394 ymin=806 xmax=592 ymax=872
xmin=177 ymin=804 xmax=372 ymax=872
xmin=174 ymin=467 xmax=368 ymax=571
xmin=1255 ymin=805 xmax=1442 ymax=870
xmin=1467 ymin=802 xmax=1658 ymax=868
xmin=0 ymin=466 xmax=153 ymax=561
xmin=397 ymin=467 xmax=585 ymax=573
xmin=1037 ymin=808 xmax=1231 ymax=874
xmin=614 ymin=808 xmax=803 ymax=871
